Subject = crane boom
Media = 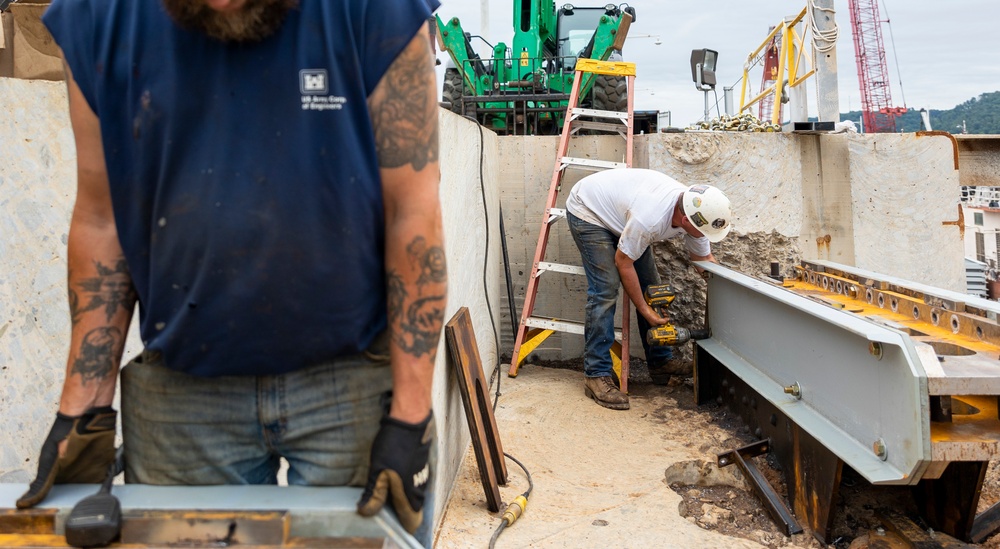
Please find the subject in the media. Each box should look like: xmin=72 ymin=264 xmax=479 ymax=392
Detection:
xmin=848 ymin=0 xmax=899 ymax=133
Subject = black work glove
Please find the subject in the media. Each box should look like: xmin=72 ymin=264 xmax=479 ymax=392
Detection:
xmin=17 ymin=406 xmax=117 ymax=509
xmin=357 ymin=411 xmax=434 ymax=534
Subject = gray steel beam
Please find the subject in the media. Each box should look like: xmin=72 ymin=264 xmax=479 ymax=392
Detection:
xmin=699 ymin=261 xmax=934 ymax=485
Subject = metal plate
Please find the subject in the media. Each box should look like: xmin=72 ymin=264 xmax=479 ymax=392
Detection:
xmin=0 ymin=484 xmax=421 ymax=548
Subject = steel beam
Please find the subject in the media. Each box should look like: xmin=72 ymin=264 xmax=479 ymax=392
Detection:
xmin=699 ymin=261 xmax=933 ymax=485
xmin=697 ymin=260 xmax=1000 ymax=543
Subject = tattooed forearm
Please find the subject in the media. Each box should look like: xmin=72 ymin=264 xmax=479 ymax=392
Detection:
xmin=71 ymin=327 xmax=123 ymax=385
xmin=74 ymin=258 xmax=136 ymax=323
xmin=406 ymin=236 xmax=447 ymax=289
xmin=399 ymin=294 xmax=446 ymax=356
xmin=388 ymin=235 xmax=448 ymax=358
xmin=369 ymin=33 xmax=439 ymax=171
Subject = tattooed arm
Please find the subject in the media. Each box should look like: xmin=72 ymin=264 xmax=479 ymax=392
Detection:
xmin=58 ymin=64 xmax=136 ymax=415
xmin=368 ymin=26 xmax=445 ymax=423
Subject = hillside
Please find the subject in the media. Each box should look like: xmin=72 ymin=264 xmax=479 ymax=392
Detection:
xmin=839 ymin=91 xmax=1000 ymax=134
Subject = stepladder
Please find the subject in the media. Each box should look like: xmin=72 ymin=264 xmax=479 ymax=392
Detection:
xmin=508 ymin=58 xmax=637 ymax=392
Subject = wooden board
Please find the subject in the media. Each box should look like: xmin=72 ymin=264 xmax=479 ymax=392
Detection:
xmin=445 ymin=307 xmax=508 ymax=512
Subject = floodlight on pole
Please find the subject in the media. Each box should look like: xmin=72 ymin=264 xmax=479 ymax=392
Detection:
xmin=690 ymin=48 xmax=718 ymax=122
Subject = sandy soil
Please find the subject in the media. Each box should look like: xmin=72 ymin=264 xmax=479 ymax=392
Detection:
xmin=440 ymin=359 xmax=1000 ymax=548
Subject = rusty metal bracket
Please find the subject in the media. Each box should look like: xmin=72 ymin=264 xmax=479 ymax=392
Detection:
xmin=717 ymin=439 xmax=803 ymax=536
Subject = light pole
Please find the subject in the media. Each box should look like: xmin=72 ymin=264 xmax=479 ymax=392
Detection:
xmin=690 ymin=49 xmax=718 ymax=122
xmin=628 ymin=33 xmax=662 ymax=46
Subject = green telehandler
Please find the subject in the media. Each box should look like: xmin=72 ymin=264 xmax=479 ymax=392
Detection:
xmin=435 ymin=2 xmax=638 ymax=135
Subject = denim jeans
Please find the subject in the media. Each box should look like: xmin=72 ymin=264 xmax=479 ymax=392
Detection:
xmin=121 ymin=332 xmax=435 ymax=546
xmin=568 ymin=212 xmax=673 ymax=378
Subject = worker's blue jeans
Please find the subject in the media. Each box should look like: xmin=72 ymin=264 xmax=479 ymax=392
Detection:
xmin=120 ymin=331 xmax=435 ymax=547
xmin=567 ymin=212 xmax=673 ymax=378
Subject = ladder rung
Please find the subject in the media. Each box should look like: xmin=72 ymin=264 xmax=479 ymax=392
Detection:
xmin=537 ymin=262 xmax=586 ymax=276
xmin=561 ymin=157 xmax=627 ymax=171
xmin=546 ymin=208 xmax=566 ymax=224
xmin=571 ymin=107 xmax=628 ymax=121
xmin=570 ymin=120 xmax=628 ymax=135
xmin=524 ymin=317 xmax=623 ymax=339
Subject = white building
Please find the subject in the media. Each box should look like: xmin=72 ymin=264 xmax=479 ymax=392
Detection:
xmin=960 ymin=186 xmax=1000 ymax=297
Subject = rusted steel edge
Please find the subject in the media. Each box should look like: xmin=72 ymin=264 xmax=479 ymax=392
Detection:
xmin=971 ymin=501 xmax=1000 ymax=544
xmin=916 ymin=130 xmax=959 ymax=170
xmin=878 ymin=508 xmax=974 ymax=548
xmin=717 ymin=440 xmax=803 ymax=536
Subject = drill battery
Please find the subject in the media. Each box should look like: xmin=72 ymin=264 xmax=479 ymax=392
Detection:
xmin=643 ymin=284 xmax=709 ymax=346
xmin=643 ymin=284 xmax=676 ymax=309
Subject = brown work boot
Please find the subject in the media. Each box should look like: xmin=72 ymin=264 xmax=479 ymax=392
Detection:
xmin=647 ymin=359 xmax=693 ymax=386
xmin=584 ymin=376 xmax=630 ymax=410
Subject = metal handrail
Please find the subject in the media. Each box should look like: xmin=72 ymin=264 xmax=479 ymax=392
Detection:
xmin=739 ymin=6 xmax=817 ymax=125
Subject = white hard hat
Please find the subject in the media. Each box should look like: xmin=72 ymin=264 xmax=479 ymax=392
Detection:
xmin=682 ymin=185 xmax=733 ymax=243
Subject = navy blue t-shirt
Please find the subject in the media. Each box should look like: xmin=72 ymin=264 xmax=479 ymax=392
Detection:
xmin=44 ymin=0 xmax=438 ymax=376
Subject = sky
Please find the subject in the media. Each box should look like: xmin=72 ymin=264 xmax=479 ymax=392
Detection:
xmin=432 ymin=0 xmax=1000 ymax=128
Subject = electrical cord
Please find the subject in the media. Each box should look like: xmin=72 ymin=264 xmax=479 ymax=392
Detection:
xmin=488 ymin=452 xmax=534 ymax=549
xmin=475 ymin=122 xmax=502 ymax=401
xmin=472 ymin=121 xmax=534 ymax=549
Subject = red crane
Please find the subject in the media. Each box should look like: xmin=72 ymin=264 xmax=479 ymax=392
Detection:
xmin=758 ymin=31 xmax=782 ymax=123
xmin=848 ymin=0 xmax=905 ymax=133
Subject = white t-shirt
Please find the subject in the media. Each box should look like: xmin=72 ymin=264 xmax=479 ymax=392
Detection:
xmin=566 ymin=168 xmax=711 ymax=260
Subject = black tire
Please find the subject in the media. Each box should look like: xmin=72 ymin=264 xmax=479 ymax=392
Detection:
xmin=592 ymin=74 xmax=628 ymax=112
xmin=442 ymin=68 xmax=464 ymax=115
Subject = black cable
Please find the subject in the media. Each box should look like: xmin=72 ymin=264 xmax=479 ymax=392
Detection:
xmin=470 ymin=124 xmax=535 ymax=549
xmin=879 ymin=0 xmax=907 ymax=108
xmin=499 ymin=208 xmax=519 ymax=341
xmin=487 ymin=452 xmax=535 ymax=549
xmin=504 ymin=451 xmax=534 ymax=497
xmin=489 ymin=522 xmax=507 ymax=548
xmin=475 ymin=123 xmax=504 ymax=411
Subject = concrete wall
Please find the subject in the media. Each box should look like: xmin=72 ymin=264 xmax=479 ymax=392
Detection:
xmin=0 ymin=78 xmax=502 ymax=536
xmin=0 ymin=78 xmax=144 ymax=484
xmin=499 ymin=130 xmax=966 ymax=362
xmin=497 ymin=135 xmax=626 ymax=360
xmin=434 ymin=111 xmax=501 ymax=526
xmin=1 ymin=78 xmax=80 ymax=482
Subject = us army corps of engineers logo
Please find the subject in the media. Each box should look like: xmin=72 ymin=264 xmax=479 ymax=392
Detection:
xmin=300 ymin=69 xmax=347 ymax=111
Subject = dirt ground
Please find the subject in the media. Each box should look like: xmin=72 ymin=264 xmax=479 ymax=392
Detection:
xmin=523 ymin=359 xmax=1000 ymax=548
xmin=673 ymin=374 xmax=1000 ymax=548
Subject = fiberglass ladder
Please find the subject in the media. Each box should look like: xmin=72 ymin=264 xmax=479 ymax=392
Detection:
xmin=508 ymin=58 xmax=636 ymax=392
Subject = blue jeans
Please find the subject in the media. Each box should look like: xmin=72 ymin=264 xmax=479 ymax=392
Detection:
xmin=567 ymin=212 xmax=672 ymax=378
xmin=121 ymin=332 xmax=435 ymax=546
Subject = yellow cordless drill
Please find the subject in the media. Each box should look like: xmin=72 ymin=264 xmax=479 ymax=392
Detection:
xmin=644 ymin=284 xmax=710 ymax=346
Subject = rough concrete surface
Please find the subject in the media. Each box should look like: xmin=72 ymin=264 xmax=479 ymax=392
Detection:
xmin=0 ymin=78 xmax=142 ymax=484
xmin=848 ymin=133 xmax=964 ymax=292
xmin=434 ymin=109 xmax=504 ymax=528
xmin=652 ymin=230 xmax=802 ymax=367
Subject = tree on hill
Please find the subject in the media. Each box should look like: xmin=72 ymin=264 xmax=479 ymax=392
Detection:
xmin=839 ymin=91 xmax=1000 ymax=134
